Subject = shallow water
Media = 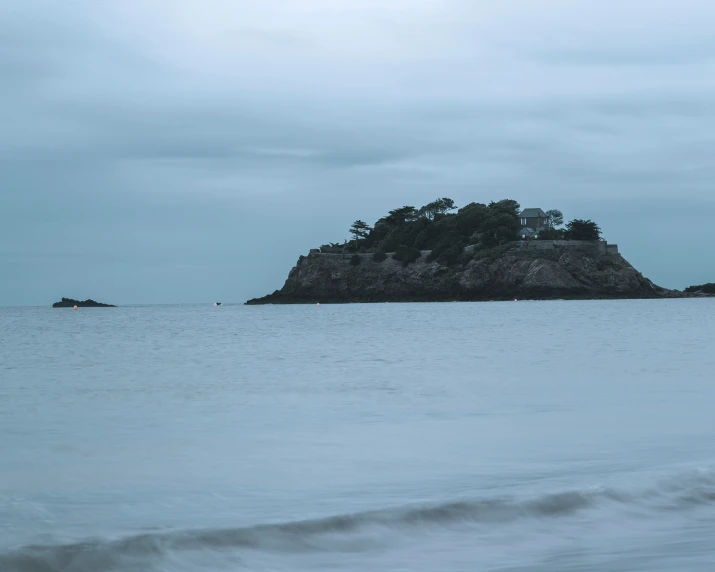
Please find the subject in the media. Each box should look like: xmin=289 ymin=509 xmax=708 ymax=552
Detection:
xmin=1 ymin=299 xmax=714 ymax=571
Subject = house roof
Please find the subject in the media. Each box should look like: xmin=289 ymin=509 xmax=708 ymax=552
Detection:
xmin=517 ymin=227 xmax=537 ymax=237
xmin=520 ymin=208 xmax=547 ymax=218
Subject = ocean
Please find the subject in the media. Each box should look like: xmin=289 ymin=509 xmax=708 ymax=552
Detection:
xmin=1 ymin=299 xmax=714 ymax=571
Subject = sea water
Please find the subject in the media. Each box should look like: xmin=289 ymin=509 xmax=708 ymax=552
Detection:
xmin=1 ymin=299 xmax=714 ymax=571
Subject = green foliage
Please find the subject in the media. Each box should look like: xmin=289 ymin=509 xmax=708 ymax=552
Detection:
xmin=491 ymin=199 xmax=521 ymax=218
xmin=478 ymin=200 xmax=521 ymax=247
xmin=426 ymin=234 xmax=463 ymax=265
xmin=545 ymin=209 xmax=564 ymax=229
xmin=414 ymin=222 xmax=443 ymax=250
xmin=381 ymin=218 xmax=429 ymax=253
xmin=565 ymin=219 xmax=602 ymax=240
xmin=392 ymin=245 xmax=422 ymax=266
xmin=329 ymin=197 xmax=524 ymax=260
xmin=536 ymin=228 xmax=566 ymax=240
xmin=384 ymin=206 xmax=419 ymax=225
xmin=316 ymin=200 xmax=602 ymax=276
xmin=436 ymin=245 xmax=462 ymax=266
xmin=333 ymin=198 xmax=521 ymax=255
xmin=685 ymin=283 xmax=715 ymax=293
xmin=319 ymin=243 xmax=344 ymax=253
xmin=350 ymin=220 xmax=371 ymax=238
xmin=456 ymin=203 xmax=488 ymax=232
xmin=418 ymin=197 xmax=457 ymax=220
xmin=349 ymin=220 xmax=372 ymax=251
xmin=372 ymin=250 xmax=388 ymax=263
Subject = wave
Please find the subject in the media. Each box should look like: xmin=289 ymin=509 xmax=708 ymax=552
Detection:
xmin=3 ymin=469 xmax=715 ymax=572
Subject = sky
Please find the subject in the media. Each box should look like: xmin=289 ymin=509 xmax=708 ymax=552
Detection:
xmin=2 ymin=0 xmax=715 ymax=305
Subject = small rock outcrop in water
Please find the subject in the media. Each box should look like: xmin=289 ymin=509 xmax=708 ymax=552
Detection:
xmin=246 ymin=242 xmax=679 ymax=304
xmin=52 ymin=297 xmax=116 ymax=308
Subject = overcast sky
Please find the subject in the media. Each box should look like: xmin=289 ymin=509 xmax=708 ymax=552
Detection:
xmin=2 ymin=0 xmax=715 ymax=305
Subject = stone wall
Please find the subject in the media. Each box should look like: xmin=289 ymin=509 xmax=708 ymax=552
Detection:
xmin=514 ymin=240 xmax=619 ymax=254
xmin=464 ymin=240 xmax=618 ymax=255
xmin=514 ymin=240 xmax=606 ymax=253
xmin=309 ymin=250 xmax=433 ymax=259
xmin=309 ymin=241 xmax=617 ymax=259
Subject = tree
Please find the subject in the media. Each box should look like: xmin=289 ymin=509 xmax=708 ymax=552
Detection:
xmin=385 ymin=206 xmax=419 ymax=225
xmin=565 ymin=219 xmax=601 ymax=240
xmin=456 ymin=202 xmax=488 ymax=241
xmin=418 ymin=197 xmax=457 ymax=220
xmin=489 ymin=199 xmax=521 ymax=218
xmin=349 ymin=220 xmax=372 ymax=251
xmin=478 ymin=200 xmax=521 ymax=246
xmin=545 ymin=209 xmax=564 ymax=230
xmin=372 ymin=250 xmax=388 ymax=263
xmin=685 ymin=283 xmax=715 ymax=294
xmin=536 ymin=228 xmax=565 ymax=240
xmin=480 ymin=213 xmax=518 ymax=246
xmin=392 ymin=245 xmax=422 ymax=266
xmin=427 ymin=243 xmax=462 ymax=266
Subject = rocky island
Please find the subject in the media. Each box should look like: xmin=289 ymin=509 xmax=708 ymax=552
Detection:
xmin=52 ymin=297 xmax=116 ymax=308
xmin=246 ymin=199 xmax=679 ymax=304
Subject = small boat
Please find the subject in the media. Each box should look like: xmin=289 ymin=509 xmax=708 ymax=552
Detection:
xmin=214 ymin=302 xmax=222 ymax=307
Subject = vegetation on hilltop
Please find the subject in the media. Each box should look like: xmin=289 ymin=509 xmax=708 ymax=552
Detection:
xmin=684 ymin=283 xmax=715 ymax=294
xmin=535 ymin=218 xmax=601 ymax=241
xmin=329 ymin=199 xmax=523 ymax=258
xmin=564 ymin=219 xmax=602 ymax=241
xmin=545 ymin=209 xmax=564 ymax=229
xmin=318 ymin=198 xmax=603 ymax=266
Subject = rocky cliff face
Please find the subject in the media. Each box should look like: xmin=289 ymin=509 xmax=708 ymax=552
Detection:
xmin=246 ymin=242 xmax=677 ymax=304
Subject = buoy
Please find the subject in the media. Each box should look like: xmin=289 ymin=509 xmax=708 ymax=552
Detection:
xmin=316 ymin=303 xmax=320 ymax=307
xmin=73 ymin=305 xmax=78 ymax=310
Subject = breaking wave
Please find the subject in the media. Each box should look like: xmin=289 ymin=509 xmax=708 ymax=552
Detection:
xmin=3 ymin=468 xmax=715 ymax=572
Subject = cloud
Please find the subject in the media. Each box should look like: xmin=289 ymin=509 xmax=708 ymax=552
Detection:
xmin=540 ymin=45 xmax=715 ymax=67
xmin=2 ymin=0 xmax=715 ymax=304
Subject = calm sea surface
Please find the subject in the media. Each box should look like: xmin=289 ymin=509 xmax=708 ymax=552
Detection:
xmin=1 ymin=300 xmax=715 ymax=571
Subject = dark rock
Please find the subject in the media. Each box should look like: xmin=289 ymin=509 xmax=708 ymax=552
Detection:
xmin=52 ymin=297 xmax=116 ymax=308
xmin=245 ymin=241 xmax=686 ymax=304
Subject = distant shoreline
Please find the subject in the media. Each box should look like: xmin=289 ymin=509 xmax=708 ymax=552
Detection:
xmin=246 ymin=291 xmax=702 ymax=305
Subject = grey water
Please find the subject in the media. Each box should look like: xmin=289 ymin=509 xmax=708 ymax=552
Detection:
xmin=1 ymin=299 xmax=715 ymax=571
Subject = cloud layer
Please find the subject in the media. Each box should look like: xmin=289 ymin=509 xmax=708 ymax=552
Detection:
xmin=3 ymin=0 xmax=715 ymax=304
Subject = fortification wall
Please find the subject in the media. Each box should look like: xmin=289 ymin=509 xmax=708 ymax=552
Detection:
xmin=307 ymin=241 xmax=618 ymax=259
xmin=515 ymin=240 xmax=605 ymax=253
xmin=515 ymin=240 xmax=619 ymax=254
xmin=308 ymin=250 xmax=433 ymax=259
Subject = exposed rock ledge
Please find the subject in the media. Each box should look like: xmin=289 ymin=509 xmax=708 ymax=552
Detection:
xmin=246 ymin=241 xmax=683 ymax=304
xmin=52 ymin=297 xmax=116 ymax=308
